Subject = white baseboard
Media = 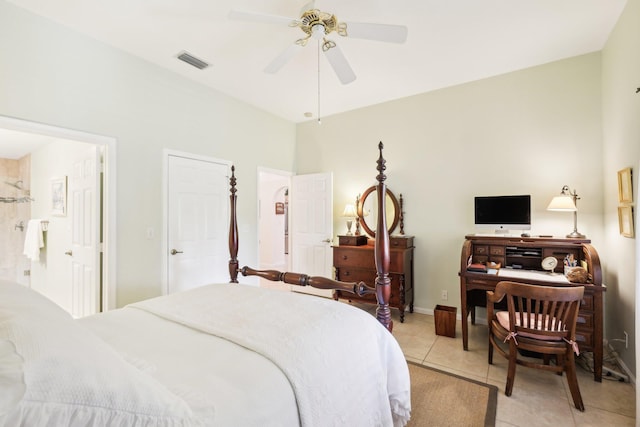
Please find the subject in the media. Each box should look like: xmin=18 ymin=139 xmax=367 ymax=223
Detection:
xmin=413 ymin=305 xmax=488 ymax=325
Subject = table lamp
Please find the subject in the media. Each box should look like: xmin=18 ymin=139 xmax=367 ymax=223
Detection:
xmin=547 ymin=185 xmax=585 ymax=238
xmin=342 ymin=204 xmax=357 ymax=235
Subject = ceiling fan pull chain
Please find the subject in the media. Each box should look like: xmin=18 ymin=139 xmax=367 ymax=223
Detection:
xmin=317 ymin=39 xmax=321 ymax=125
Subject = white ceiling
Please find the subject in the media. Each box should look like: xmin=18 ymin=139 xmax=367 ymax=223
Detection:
xmin=0 ymin=128 xmax=60 ymax=160
xmin=5 ymin=0 xmax=628 ymax=126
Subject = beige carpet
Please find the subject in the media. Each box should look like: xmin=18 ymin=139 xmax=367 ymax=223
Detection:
xmin=406 ymin=362 xmax=498 ymax=427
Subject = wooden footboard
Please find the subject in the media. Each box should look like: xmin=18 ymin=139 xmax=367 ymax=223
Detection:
xmin=240 ymin=266 xmax=375 ymax=298
xmin=228 ymin=142 xmax=394 ymax=331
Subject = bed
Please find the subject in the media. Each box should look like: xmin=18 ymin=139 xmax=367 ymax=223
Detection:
xmin=0 ymin=143 xmax=411 ymax=427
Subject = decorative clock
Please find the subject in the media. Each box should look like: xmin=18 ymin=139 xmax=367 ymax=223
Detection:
xmin=541 ymin=256 xmax=558 ymax=274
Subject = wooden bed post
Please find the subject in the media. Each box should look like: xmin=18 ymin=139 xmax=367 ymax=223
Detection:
xmin=228 ymin=144 xmax=394 ymax=332
xmin=228 ymin=165 xmax=239 ymax=283
xmin=374 ymin=142 xmax=393 ymax=332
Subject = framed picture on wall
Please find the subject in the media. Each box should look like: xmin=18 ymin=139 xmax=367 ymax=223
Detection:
xmin=51 ymin=176 xmax=67 ymax=216
xmin=618 ymin=205 xmax=634 ymax=238
xmin=617 ymin=167 xmax=633 ymax=204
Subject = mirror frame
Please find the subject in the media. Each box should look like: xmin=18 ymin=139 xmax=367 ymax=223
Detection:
xmin=358 ymin=185 xmax=401 ymax=237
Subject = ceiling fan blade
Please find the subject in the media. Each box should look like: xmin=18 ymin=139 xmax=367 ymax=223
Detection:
xmin=264 ymin=43 xmax=305 ymax=74
xmin=229 ymin=9 xmax=299 ymax=26
xmin=299 ymin=1 xmax=316 ymax=15
xmin=343 ymin=22 xmax=408 ymax=43
xmin=323 ymin=44 xmax=356 ymax=85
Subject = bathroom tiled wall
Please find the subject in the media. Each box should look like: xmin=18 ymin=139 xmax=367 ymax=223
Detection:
xmin=0 ymin=155 xmax=31 ymax=284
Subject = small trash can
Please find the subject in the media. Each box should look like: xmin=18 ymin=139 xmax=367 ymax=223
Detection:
xmin=434 ymin=305 xmax=457 ymax=338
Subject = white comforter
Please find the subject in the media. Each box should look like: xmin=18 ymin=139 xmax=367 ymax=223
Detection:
xmin=124 ymin=284 xmax=411 ymax=427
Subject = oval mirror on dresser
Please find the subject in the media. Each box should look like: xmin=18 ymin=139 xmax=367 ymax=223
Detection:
xmin=357 ymin=185 xmax=402 ymax=237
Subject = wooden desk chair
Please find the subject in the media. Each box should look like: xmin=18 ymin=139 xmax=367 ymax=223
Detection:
xmin=487 ymin=280 xmax=585 ymax=411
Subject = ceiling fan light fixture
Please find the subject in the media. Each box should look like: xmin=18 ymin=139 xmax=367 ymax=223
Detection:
xmin=311 ymin=24 xmax=326 ymax=39
xmin=230 ymin=6 xmax=407 ymax=84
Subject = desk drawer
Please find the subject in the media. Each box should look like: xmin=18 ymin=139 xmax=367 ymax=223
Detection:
xmin=390 ymin=236 xmax=414 ymax=248
xmin=577 ymin=311 xmax=594 ymax=329
xmin=474 ymin=245 xmax=489 ymax=255
xmin=580 ymin=294 xmax=594 ymax=310
xmin=334 ymin=248 xmax=373 ymax=269
xmin=466 ymin=277 xmax=496 ymax=287
xmin=575 ymin=328 xmax=593 ymax=351
xmin=336 ymin=267 xmax=374 ymax=284
xmin=334 ymin=247 xmax=411 ymax=271
xmin=490 ymin=246 xmax=505 ymax=256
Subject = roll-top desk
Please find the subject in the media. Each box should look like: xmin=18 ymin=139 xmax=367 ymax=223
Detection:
xmin=459 ymin=235 xmax=605 ymax=382
xmin=334 ymin=236 xmax=414 ymax=322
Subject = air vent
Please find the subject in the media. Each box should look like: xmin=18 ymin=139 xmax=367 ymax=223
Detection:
xmin=176 ymin=51 xmax=210 ymax=70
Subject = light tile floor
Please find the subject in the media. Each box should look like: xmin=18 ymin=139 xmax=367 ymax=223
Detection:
xmin=356 ymin=304 xmax=636 ymax=427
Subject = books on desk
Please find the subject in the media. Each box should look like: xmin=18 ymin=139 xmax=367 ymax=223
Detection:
xmin=466 ymin=263 xmax=487 ymax=273
xmin=467 ymin=261 xmax=501 ymax=274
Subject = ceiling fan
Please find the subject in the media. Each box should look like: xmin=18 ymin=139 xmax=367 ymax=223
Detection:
xmin=229 ymin=2 xmax=408 ymax=84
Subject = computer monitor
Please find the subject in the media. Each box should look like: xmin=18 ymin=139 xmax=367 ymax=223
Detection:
xmin=474 ymin=195 xmax=531 ymax=233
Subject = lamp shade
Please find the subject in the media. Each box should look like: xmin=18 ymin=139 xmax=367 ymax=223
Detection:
xmin=547 ymin=195 xmax=577 ymax=211
xmin=342 ymin=204 xmax=357 ymax=218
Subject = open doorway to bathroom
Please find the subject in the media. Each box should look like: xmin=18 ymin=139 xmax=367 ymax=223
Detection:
xmin=0 ymin=155 xmax=32 ymax=285
xmin=0 ymin=116 xmax=116 ymax=313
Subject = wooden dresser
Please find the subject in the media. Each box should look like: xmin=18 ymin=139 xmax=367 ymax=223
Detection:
xmin=333 ymin=236 xmax=415 ymax=322
xmin=459 ymin=235 xmax=605 ymax=381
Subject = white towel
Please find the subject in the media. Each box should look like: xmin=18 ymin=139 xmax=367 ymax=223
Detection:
xmin=23 ymin=219 xmax=44 ymax=261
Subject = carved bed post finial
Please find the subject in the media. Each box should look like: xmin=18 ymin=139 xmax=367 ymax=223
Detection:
xmin=376 ymin=141 xmax=387 ymax=184
xmin=374 ymin=142 xmax=392 ymax=331
xmin=228 ymin=165 xmax=239 ymax=283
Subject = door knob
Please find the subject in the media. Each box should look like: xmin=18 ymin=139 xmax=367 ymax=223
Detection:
xmin=170 ymin=249 xmax=183 ymax=255
xmin=322 ymin=238 xmax=332 ymax=243
xmin=64 ymin=250 xmax=73 ymax=256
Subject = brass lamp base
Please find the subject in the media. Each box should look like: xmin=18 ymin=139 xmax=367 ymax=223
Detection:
xmin=566 ymin=231 xmax=585 ymax=239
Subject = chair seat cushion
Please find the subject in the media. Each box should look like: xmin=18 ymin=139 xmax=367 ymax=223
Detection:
xmin=496 ymin=311 xmax=564 ymax=341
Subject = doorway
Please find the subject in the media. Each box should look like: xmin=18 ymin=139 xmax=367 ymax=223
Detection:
xmin=257 ymin=168 xmax=291 ymax=291
xmin=257 ymin=169 xmax=334 ymax=297
xmin=0 ymin=115 xmax=116 ymax=312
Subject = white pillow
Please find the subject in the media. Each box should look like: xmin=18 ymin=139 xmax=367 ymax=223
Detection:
xmin=0 ymin=280 xmax=204 ymax=427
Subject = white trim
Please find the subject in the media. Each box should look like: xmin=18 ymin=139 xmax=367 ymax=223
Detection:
xmin=636 ymin=159 xmax=640 ymax=420
xmin=0 ymin=115 xmax=117 ymax=311
xmin=414 ymin=305 xmax=467 ymax=322
xmin=161 ymin=149 xmax=232 ymax=295
xmin=257 ymin=166 xmax=294 ymax=177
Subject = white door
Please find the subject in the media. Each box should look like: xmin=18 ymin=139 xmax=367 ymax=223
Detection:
xmin=290 ymin=172 xmax=333 ymax=298
xmin=167 ymin=155 xmax=229 ymax=294
xmin=68 ymin=145 xmax=101 ymax=317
